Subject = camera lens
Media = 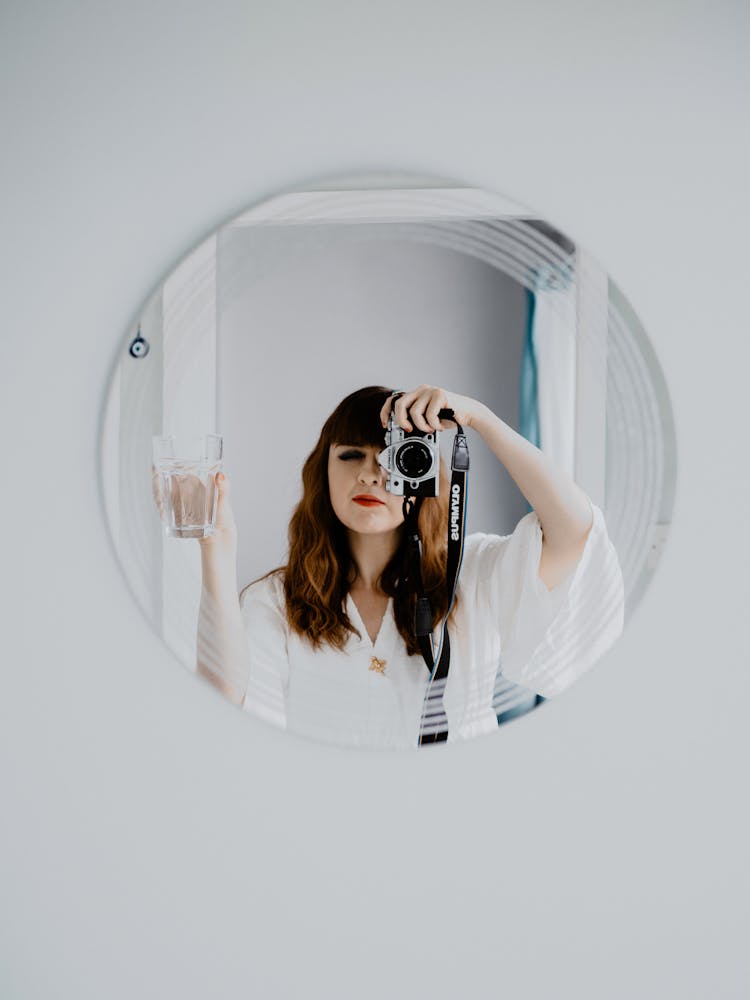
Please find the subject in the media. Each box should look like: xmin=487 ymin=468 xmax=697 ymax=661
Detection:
xmin=395 ymin=441 xmax=432 ymax=479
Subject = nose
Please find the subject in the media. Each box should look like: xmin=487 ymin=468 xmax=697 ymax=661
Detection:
xmin=358 ymin=451 xmax=385 ymax=484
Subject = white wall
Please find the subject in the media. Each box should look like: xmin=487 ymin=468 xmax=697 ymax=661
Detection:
xmin=2 ymin=2 xmax=748 ymax=998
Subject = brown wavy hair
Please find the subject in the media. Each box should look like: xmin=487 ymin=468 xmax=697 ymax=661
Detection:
xmin=241 ymin=385 xmax=459 ymax=656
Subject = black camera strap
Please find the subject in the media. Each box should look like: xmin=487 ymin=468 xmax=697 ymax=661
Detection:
xmin=398 ymin=407 xmax=470 ymax=746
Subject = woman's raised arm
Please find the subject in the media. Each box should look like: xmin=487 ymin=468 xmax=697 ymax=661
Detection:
xmin=195 ymin=473 xmax=249 ymax=704
xmin=382 ymin=385 xmax=594 ymax=588
xmin=467 ymin=403 xmax=594 ymax=587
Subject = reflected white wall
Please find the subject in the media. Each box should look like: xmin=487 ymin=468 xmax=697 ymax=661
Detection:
xmin=218 ymin=231 xmax=528 ymax=586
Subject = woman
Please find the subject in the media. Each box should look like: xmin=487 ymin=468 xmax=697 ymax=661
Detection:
xmin=193 ymin=383 xmax=624 ymax=749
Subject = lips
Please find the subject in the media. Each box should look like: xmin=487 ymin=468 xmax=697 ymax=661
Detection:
xmin=353 ymin=495 xmax=385 ymax=506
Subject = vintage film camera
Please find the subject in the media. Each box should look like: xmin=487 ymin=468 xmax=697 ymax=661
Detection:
xmin=377 ymin=405 xmax=440 ymax=498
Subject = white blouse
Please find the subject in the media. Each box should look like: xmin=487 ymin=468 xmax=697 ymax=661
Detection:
xmin=240 ymin=500 xmax=625 ymax=750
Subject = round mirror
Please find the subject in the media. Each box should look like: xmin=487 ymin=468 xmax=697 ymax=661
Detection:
xmin=99 ymin=171 xmax=676 ymax=750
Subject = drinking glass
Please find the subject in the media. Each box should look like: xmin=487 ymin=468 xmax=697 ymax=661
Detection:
xmin=152 ymin=433 xmax=223 ymax=538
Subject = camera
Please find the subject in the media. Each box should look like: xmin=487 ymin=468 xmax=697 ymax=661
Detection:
xmin=377 ymin=408 xmax=440 ymax=497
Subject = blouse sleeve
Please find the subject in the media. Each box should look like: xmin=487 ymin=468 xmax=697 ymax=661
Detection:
xmin=239 ymin=573 xmax=290 ymax=730
xmin=466 ymin=498 xmax=625 ymax=697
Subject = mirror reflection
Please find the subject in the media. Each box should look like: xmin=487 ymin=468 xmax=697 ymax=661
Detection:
xmin=101 ymin=176 xmax=673 ymax=751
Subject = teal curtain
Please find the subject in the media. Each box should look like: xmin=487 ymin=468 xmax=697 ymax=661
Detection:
xmin=519 ymin=287 xmax=539 ymax=516
xmin=497 ymin=287 xmax=545 ymax=726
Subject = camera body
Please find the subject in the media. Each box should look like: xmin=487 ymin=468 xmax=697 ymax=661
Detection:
xmin=377 ymin=410 xmax=440 ymax=497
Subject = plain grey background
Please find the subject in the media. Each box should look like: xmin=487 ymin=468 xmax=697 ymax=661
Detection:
xmin=2 ymin=2 xmax=748 ymax=998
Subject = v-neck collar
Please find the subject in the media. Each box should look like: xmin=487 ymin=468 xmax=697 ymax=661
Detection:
xmin=346 ymin=593 xmax=393 ymax=650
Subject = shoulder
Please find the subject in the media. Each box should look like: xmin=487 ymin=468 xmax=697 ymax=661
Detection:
xmin=240 ymin=568 xmax=286 ymax=612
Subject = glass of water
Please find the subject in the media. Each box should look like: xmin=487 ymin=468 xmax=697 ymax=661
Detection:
xmin=152 ymin=433 xmax=223 ymax=539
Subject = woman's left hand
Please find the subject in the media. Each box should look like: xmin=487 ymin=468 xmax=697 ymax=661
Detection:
xmin=379 ymin=384 xmax=485 ymax=433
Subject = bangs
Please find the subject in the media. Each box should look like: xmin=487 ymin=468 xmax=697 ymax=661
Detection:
xmin=325 ymin=385 xmax=392 ymax=448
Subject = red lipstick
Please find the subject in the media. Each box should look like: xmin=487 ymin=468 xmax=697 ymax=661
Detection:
xmin=353 ymin=495 xmax=385 ymax=506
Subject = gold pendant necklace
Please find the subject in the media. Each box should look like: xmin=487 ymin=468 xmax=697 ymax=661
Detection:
xmin=369 ymin=655 xmax=387 ymax=675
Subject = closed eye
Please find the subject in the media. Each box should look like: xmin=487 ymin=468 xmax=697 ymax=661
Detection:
xmin=339 ymin=450 xmax=365 ymax=461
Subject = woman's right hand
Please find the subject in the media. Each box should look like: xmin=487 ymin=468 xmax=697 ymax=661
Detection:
xmin=199 ymin=471 xmax=238 ymax=557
